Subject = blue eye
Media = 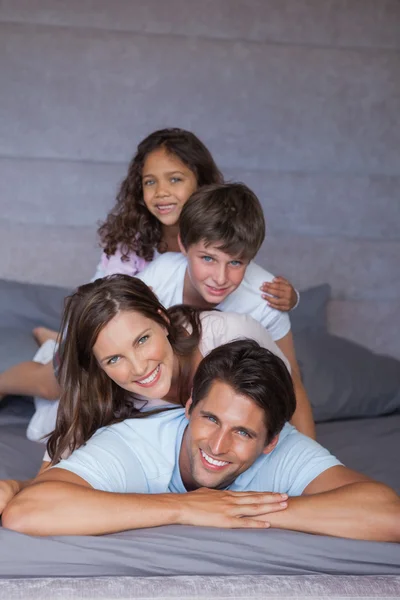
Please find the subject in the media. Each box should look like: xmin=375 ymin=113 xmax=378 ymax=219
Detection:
xmin=237 ymin=429 xmax=250 ymax=438
xmin=205 ymin=415 xmax=217 ymax=423
xmin=170 ymin=176 xmax=182 ymax=183
xmin=107 ymin=355 xmax=120 ymax=365
xmin=202 ymin=256 xmax=213 ymax=263
xmin=230 ymin=260 xmax=242 ymax=267
xmin=143 ymin=179 xmax=154 ymax=186
xmin=138 ymin=335 xmax=149 ymax=345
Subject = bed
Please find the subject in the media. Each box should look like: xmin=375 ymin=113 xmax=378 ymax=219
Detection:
xmin=0 ymin=278 xmax=399 ymax=599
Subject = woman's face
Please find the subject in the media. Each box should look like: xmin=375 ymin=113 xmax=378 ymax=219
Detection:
xmin=93 ymin=309 xmax=176 ymax=400
xmin=142 ymin=147 xmax=198 ymax=227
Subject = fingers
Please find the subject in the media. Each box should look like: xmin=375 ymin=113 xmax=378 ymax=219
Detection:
xmin=230 ymin=500 xmax=288 ymax=518
xmin=261 ymin=281 xmax=291 ymax=296
xmin=262 ymin=297 xmax=290 ymax=310
xmin=226 ymin=490 xmax=287 ymax=503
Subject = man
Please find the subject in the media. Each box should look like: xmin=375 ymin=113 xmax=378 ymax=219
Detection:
xmin=4 ymin=340 xmax=400 ymax=541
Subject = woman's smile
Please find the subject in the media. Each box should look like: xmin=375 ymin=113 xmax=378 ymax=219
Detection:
xmin=135 ymin=364 xmax=161 ymax=387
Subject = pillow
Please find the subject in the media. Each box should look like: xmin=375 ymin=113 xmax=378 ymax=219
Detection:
xmin=290 ymin=284 xmax=331 ymax=334
xmin=295 ymin=330 xmax=400 ymax=422
xmin=0 ymin=278 xmax=72 ymax=332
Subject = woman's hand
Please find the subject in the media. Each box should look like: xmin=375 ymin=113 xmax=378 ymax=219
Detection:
xmin=177 ymin=488 xmax=288 ymax=528
xmin=261 ymin=276 xmax=298 ymax=312
xmin=0 ymin=480 xmax=21 ymax=514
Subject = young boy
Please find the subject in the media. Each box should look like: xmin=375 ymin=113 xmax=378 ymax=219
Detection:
xmin=136 ymin=182 xmax=315 ymax=439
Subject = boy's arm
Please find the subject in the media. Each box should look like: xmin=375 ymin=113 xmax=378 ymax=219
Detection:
xmin=275 ymin=331 xmax=316 ymax=439
xmin=2 ymin=468 xmax=288 ymax=536
xmin=261 ymin=465 xmax=400 ymax=542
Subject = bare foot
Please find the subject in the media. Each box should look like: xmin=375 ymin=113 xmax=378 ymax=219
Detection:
xmin=32 ymin=327 xmax=59 ymax=346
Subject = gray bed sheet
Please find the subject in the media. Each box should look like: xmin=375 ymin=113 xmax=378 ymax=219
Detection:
xmin=0 ymin=396 xmax=399 ymax=582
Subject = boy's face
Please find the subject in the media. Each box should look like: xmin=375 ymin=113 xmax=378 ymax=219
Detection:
xmin=180 ymin=240 xmax=249 ymax=306
xmin=180 ymin=380 xmax=278 ymax=490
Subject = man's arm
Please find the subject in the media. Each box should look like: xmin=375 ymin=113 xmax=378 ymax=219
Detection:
xmin=275 ymin=331 xmax=316 ymax=439
xmin=2 ymin=468 xmax=289 ymax=536
xmin=262 ymin=465 xmax=400 ymax=542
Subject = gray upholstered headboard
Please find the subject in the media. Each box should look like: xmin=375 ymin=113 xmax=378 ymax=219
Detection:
xmin=0 ymin=1 xmax=399 ymax=359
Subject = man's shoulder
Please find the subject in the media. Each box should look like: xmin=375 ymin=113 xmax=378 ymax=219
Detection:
xmin=118 ymin=407 xmax=186 ymax=438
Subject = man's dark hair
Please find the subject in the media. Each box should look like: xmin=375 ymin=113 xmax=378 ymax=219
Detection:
xmin=179 ymin=183 xmax=265 ymax=261
xmin=189 ymin=339 xmax=296 ymax=443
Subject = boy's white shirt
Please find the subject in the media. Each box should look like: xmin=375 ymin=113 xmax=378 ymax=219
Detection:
xmin=136 ymin=252 xmax=291 ymax=341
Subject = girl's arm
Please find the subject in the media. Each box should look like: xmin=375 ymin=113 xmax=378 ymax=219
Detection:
xmin=261 ymin=276 xmax=299 ymax=312
xmin=275 ymin=331 xmax=316 ymax=440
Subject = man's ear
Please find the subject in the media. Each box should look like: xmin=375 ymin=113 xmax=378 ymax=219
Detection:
xmin=177 ymin=234 xmax=187 ymax=256
xmin=262 ymin=434 xmax=279 ymax=456
xmin=185 ymin=396 xmax=193 ymax=419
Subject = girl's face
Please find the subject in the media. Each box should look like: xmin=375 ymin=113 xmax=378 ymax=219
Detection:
xmin=93 ymin=309 xmax=176 ymax=400
xmin=142 ymin=147 xmax=198 ymax=227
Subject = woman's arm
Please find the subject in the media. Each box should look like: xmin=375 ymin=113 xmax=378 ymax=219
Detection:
xmin=275 ymin=331 xmax=316 ymax=439
xmin=0 ymin=461 xmax=50 ymax=514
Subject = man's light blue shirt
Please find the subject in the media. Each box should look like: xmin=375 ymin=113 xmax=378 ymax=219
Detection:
xmin=56 ymin=409 xmax=341 ymax=497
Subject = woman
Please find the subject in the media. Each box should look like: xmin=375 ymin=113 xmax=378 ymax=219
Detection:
xmin=0 ymin=274 xmax=291 ymax=510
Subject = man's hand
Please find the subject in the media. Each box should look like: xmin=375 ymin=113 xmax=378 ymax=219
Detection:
xmin=177 ymin=488 xmax=288 ymax=528
xmin=261 ymin=277 xmax=298 ymax=311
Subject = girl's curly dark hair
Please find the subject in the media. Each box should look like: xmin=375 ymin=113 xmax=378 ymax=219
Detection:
xmin=98 ymin=128 xmax=223 ymax=262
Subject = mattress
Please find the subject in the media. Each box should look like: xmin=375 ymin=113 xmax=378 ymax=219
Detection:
xmin=0 ymin=396 xmax=399 ymax=599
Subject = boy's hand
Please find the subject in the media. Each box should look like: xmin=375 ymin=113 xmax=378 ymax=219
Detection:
xmin=261 ymin=276 xmax=298 ymax=312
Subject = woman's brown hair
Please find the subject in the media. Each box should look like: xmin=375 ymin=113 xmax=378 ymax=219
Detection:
xmin=97 ymin=128 xmax=223 ymax=262
xmin=47 ymin=275 xmax=202 ymax=464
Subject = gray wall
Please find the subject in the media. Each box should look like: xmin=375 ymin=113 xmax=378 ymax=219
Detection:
xmin=0 ymin=0 xmax=399 ymax=358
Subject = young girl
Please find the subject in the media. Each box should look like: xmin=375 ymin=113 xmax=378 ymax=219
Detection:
xmin=0 ymin=275 xmax=299 ymax=515
xmin=0 ymin=128 xmax=298 ymax=403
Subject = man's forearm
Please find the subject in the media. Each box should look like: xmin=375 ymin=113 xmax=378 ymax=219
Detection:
xmin=3 ymin=480 xmax=291 ymax=536
xmin=266 ymin=482 xmax=400 ymax=542
xmin=2 ymin=481 xmax=180 ymax=536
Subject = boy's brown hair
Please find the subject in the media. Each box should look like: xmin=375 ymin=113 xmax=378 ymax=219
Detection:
xmin=179 ymin=183 xmax=265 ymax=261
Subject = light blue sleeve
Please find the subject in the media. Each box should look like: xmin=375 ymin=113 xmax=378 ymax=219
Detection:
xmin=52 ymin=427 xmax=149 ymax=493
xmin=253 ymin=428 xmax=342 ymax=496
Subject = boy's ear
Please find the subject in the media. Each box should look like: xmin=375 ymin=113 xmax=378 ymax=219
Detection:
xmin=262 ymin=434 xmax=279 ymax=456
xmin=185 ymin=396 xmax=193 ymax=419
xmin=177 ymin=234 xmax=187 ymax=256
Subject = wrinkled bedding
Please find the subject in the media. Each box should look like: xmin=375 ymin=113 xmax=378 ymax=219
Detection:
xmin=1 ymin=397 xmax=399 ymax=581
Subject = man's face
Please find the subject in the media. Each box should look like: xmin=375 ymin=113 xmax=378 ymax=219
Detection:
xmin=180 ymin=380 xmax=278 ymax=490
xmin=180 ymin=240 xmax=248 ymax=306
